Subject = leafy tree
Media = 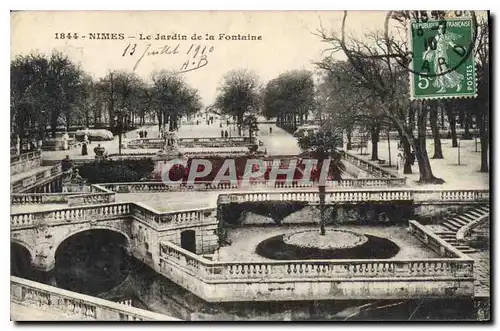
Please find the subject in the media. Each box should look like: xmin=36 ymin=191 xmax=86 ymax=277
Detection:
xmin=242 ymin=113 xmax=259 ymax=142
xmin=11 ymin=53 xmax=50 ymax=148
xmin=214 ymin=69 xmax=261 ymax=136
xmin=262 ymin=70 xmax=316 ymax=132
xmin=46 ymin=52 xmax=85 ymax=133
xmin=151 ymin=70 xmax=202 ymax=132
xmin=297 ymin=129 xmax=345 ymax=235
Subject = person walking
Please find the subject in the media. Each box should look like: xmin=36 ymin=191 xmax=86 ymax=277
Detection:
xmin=224 ymin=130 xmax=229 ymax=139
xmin=81 ymin=141 xmax=88 ymax=155
xmin=221 ymin=129 xmax=224 ymax=138
xmin=269 ymin=126 xmax=273 ymax=135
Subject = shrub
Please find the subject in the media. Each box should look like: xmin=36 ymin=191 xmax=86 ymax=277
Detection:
xmin=77 ymin=159 xmax=155 ymax=183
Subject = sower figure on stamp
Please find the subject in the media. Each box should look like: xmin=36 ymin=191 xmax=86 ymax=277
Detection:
xmin=423 ymin=22 xmax=464 ymax=93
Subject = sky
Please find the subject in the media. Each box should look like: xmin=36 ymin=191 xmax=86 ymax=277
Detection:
xmin=9 ymin=11 xmax=429 ymax=105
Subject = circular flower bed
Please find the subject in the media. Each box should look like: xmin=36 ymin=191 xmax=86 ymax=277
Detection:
xmin=283 ymin=230 xmax=368 ymax=250
xmin=256 ymin=230 xmax=400 ymax=260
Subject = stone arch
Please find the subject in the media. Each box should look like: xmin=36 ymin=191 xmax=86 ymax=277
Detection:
xmin=54 ymin=226 xmax=133 ymax=258
xmin=11 ymin=239 xmax=36 ymax=276
xmin=10 ymin=238 xmax=35 ymax=262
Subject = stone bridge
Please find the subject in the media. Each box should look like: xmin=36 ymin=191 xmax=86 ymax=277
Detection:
xmin=11 ymin=202 xmax=219 ymax=272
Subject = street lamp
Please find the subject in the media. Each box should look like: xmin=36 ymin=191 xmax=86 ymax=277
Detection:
xmin=457 ymin=137 xmax=461 ymax=166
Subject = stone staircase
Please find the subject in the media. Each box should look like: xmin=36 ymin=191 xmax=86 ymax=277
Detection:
xmin=433 ymin=206 xmax=490 ymax=254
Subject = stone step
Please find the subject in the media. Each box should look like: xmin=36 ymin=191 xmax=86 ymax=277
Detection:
xmin=455 ymin=214 xmax=475 ymax=223
xmin=467 ymin=210 xmax=485 ymax=218
xmin=477 ymin=206 xmax=490 ymax=213
xmin=450 ymin=217 xmax=469 ymax=226
xmin=442 ymin=222 xmax=461 ymax=231
xmin=458 ymin=248 xmax=477 ymax=254
xmin=437 ymin=231 xmax=456 ymax=236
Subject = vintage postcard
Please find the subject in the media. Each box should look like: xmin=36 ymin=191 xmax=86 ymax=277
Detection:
xmin=10 ymin=10 xmax=490 ymax=321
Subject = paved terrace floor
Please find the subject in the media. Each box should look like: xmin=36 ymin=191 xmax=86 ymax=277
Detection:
xmin=217 ymin=225 xmax=440 ymax=261
xmin=357 ymin=139 xmax=489 ymax=190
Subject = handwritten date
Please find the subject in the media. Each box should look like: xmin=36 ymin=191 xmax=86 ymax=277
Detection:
xmin=122 ymin=43 xmax=214 ymax=73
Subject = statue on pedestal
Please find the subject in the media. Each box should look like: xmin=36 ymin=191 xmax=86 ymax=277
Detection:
xmin=94 ymin=144 xmax=107 ymax=161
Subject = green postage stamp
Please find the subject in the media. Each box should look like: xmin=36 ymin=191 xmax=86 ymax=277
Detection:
xmin=409 ymin=17 xmax=477 ymax=99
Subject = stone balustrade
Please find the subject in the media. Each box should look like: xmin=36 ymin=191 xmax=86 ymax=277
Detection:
xmin=222 ymin=189 xmax=489 ymax=205
xmin=98 ymin=177 xmax=407 ymax=193
xmin=12 ymin=184 xmax=116 ymax=206
xmin=10 ymin=198 xmax=215 ymax=230
xmin=10 ymin=150 xmax=41 ymax=164
xmin=158 ymin=240 xmax=475 ymax=302
xmin=342 ymin=151 xmax=397 ymax=178
xmin=11 ymin=202 xmax=131 ymax=229
xmin=456 ymin=213 xmax=490 ymax=242
xmin=11 ymin=276 xmax=180 ymax=321
xmin=409 ymin=220 xmax=471 ymax=259
xmin=11 ymin=193 xmax=69 ymax=205
xmin=130 ymin=203 xmax=216 ymax=229
xmin=11 ymin=164 xmax=63 ymax=193
xmin=11 ymin=151 xmax=42 ymax=176
xmin=126 ymin=138 xmax=164 ymax=149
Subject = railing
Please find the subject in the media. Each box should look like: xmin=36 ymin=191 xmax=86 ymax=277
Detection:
xmin=99 ymin=178 xmax=407 ymax=193
xmin=10 ymin=200 xmax=215 ymax=230
xmin=11 ymin=202 xmax=131 ymax=229
xmin=160 ymin=241 xmax=473 ymax=281
xmin=10 ymin=151 xmax=41 ymax=164
xmin=66 ymin=184 xmax=116 ymax=206
xmin=220 ymin=189 xmax=490 ymax=205
xmin=11 ymin=151 xmax=42 ymax=176
xmin=11 ymin=193 xmax=69 ymax=205
xmin=409 ymin=220 xmax=471 ymax=259
xmin=126 ymin=138 xmax=164 ymax=149
xmin=343 ymin=151 xmax=397 ymax=178
xmin=130 ymin=203 xmax=216 ymax=229
xmin=456 ymin=213 xmax=490 ymax=242
xmin=158 ymin=241 xmax=474 ymax=301
xmin=11 ymin=276 xmax=180 ymax=321
xmin=11 ymin=164 xmax=63 ymax=193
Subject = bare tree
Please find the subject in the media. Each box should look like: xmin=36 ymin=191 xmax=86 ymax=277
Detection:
xmin=315 ymin=11 xmax=447 ymax=183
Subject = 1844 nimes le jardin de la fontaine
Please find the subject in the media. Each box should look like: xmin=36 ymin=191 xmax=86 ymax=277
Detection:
xmin=9 ymin=10 xmax=490 ymax=322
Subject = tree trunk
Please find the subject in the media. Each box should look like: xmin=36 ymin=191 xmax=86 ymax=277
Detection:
xmin=446 ymin=107 xmax=458 ymax=147
xmin=415 ymin=103 xmax=444 ymax=184
xmin=402 ymin=134 xmax=413 ymax=174
xmin=478 ymin=112 xmax=489 ymax=172
xmin=386 ymin=130 xmax=392 ymax=167
xmin=440 ymin=107 xmax=445 ymax=129
xmin=318 ymin=184 xmax=326 ymax=236
xmin=463 ymin=111 xmax=472 ymax=139
xmin=237 ymin=114 xmax=243 ymax=136
xmin=370 ymin=123 xmax=380 ymax=161
xmin=429 ymin=107 xmax=443 ymax=159
xmin=157 ymin=110 xmax=162 ymax=132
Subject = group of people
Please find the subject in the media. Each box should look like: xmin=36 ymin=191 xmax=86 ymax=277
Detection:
xmin=220 ymin=130 xmax=230 ymax=139
xmin=137 ymin=130 xmax=148 ymax=138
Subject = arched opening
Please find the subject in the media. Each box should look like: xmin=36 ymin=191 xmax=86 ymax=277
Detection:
xmin=180 ymin=230 xmax=196 ymax=253
xmin=11 ymin=242 xmax=33 ymax=279
xmin=54 ymin=229 xmax=132 ymax=296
